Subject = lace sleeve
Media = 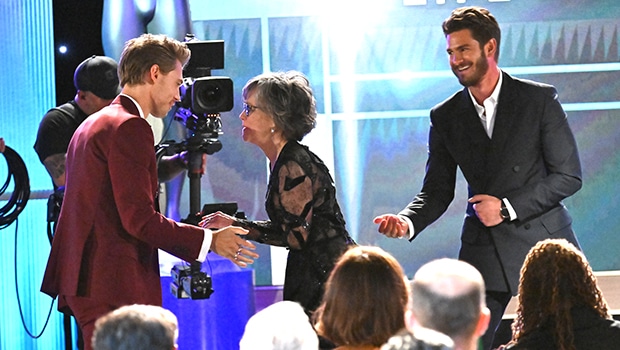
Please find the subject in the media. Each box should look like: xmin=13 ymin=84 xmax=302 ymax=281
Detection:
xmin=236 ymin=159 xmax=314 ymax=250
xmin=274 ymin=159 xmax=314 ymax=250
xmin=234 ymin=218 xmax=289 ymax=247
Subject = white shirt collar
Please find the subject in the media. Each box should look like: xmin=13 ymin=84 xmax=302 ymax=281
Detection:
xmin=469 ymin=72 xmax=503 ymax=137
xmin=469 ymin=71 xmax=502 ymax=114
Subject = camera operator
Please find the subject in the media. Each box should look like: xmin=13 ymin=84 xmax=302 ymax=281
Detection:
xmin=34 ymin=56 xmax=192 ymax=209
xmin=34 ymin=55 xmax=121 ymax=192
xmin=40 ymin=34 xmax=258 ymax=350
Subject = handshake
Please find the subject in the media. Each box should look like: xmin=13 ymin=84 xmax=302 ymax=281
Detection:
xmin=185 ymin=203 xmax=259 ymax=268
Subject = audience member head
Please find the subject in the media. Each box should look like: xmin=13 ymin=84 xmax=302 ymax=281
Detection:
xmin=73 ymin=55 xmax=121 ymax=114
xmin=118 ymin=33 xmax=191 ymax=87
xmin=92 ymin=304 xmax=178 ymax=350
xmin=242 ymin=70 xmax=317 ymax=142
xmin=313 ymin=245 xmax=409 ymax=348
xmin=409 ymin=258 xmax=489 ymax=350
xmin=239 ymin=301 xmax=318 ymax=350
xmin=441 ymin=6 xmax=501 ymax=61
xmin=510 ymin=238 xmax=610 ymax=349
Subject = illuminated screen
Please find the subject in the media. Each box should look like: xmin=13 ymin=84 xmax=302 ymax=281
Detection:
xmin=189 ymin=0 xmax=620 ymax=283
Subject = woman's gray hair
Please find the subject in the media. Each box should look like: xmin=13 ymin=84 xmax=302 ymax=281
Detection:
xmin=242 ymin=71 xmax=317 ymax=141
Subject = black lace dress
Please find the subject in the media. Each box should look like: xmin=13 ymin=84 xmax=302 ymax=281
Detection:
xmin=236 ymin=141 xmax=355 ymax=313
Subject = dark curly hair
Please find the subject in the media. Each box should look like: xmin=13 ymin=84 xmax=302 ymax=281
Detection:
xmin=442 ymin=6 xmax=501 ymax=62
xmin=510 ymin=238 xmax=610 ymax=350
xmin=242 ymin=71 xmax=317 ymax=141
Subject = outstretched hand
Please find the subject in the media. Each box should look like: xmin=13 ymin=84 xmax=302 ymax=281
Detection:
xmin=210 ymin=225 xmax=259 ymax=267
xmin=374 ymin=214 xmax=408 ymax=238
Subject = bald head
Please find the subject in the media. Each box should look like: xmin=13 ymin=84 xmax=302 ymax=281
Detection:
xmin=409 ymin=259 xmax=486 ymax=342
xmin=414 ymin=258 xmax=485 ymax=298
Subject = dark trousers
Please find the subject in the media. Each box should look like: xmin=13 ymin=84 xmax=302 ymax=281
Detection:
xmin=481 ymin=291 xmax=512 ymax=350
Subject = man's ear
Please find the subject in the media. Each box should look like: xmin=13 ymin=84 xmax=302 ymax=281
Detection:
xmin=485 ymin=38 xmax=497 ymax=59
xmin=76 ymin=90 xmax=87 ymax=101
xmin=477 ymin=306 xmax=491 ymax=337
xmin=405 ymin=309 xmax=418 ymax=331
xmin=146 ymin=64 xmax=160 ymax=84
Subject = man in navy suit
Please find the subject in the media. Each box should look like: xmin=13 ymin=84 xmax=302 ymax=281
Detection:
xmin=375 ymin=6 xmax=582 ymax=349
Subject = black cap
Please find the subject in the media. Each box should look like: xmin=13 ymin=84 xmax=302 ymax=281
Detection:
xmin=73 ymin=55 xmax=121 ymax=100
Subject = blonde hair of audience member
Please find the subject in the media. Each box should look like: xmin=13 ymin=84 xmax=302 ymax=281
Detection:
xmin=409 ymin=258 xmax=490 ymax=350
xmin=240 ymin=301 xmax=319 ymax=350
xmin=92 ymin=304 xmax=178 ymax=350
xmin=314 ymin=245 xmax=409 ymax=349
xmin=509 ymin=238 xmax=612 ymax=350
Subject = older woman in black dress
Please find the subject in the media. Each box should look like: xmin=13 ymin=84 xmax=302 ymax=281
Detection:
xmin=201 ymin=71 xmax=355 ymax=313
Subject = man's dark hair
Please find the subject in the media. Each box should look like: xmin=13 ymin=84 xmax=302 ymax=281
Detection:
xmin=442 ymin=6 xmax=501 ymax=61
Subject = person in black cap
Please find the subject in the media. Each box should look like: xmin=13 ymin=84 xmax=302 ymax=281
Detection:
xmin=34 ymin=55 xmax=191 ymax=197
xmin=34 ymin=55 xmax=121 ymax=190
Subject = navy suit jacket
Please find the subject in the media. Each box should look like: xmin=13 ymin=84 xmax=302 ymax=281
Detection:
xmin=400 ymin=72 xmax=582 ymax=293
xmin=41 ymin=95 xmax=205 ymax=309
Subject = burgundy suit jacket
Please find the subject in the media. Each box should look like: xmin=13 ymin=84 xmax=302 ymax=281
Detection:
xmin=41 ymin=95 xmax=204 ymax=309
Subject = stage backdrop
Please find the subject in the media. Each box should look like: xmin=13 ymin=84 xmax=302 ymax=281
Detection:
xmin=1 ymin=0 xmax=619 ymax=349
xmin=186 ymin=0 xmax=620 ymax=284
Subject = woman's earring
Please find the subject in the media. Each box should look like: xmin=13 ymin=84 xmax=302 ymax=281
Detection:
xmin=270 ymin=128 xmax=275 ymax=133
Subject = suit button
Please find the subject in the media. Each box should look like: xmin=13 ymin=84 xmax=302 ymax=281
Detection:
xmin=512 ymin=165 xmax=520 ymax=172
xmin=524 ymin=223 xmax=531 ymax=229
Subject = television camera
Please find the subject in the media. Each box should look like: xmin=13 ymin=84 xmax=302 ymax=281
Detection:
xmin=174 ymin=36 xmax=234 ymax=156
xmin=158 ymin=35 xmax=234 ymax=158
xmin=155 ymin=35 xmax=235 ymax=217
xmin=164 ymin=35 xmax=235 ymax=300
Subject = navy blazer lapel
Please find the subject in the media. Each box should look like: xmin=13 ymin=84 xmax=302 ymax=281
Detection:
xmin=451 ymin=90 xmax=491 ymax=192
xmin=487 ymin=72 xmax=519 ymax=173
xmin=456 ymin=89 xmax=489 ymax=154
xmin=459 ymin=90 xmax=488 ymax=141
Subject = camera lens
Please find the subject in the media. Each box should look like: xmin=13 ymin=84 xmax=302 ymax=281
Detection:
xmin=191 ymin=77 xmax=234 ymax=114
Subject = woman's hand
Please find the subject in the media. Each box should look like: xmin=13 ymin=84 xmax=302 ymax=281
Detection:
xmin=200 ymin=211 xmax=236 ymax=229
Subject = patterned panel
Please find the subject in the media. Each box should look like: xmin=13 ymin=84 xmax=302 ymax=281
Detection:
xmin=0 ymin=1 xmax=65 ymax=349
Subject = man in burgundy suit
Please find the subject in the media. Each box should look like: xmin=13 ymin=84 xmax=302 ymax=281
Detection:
xmin=41 ymin=33 xmax=259 ymax=350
